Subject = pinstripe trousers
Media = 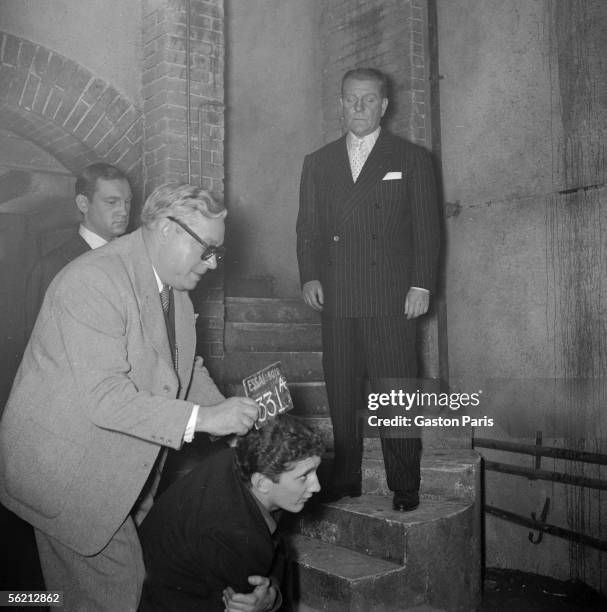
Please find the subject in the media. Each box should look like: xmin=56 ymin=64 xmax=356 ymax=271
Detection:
xmin=321 ymin=315 xmax=422 ymax=493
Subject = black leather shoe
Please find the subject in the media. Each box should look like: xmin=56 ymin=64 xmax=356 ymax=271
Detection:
xmin=392 ymin=490 xmax=419 ymax=511
xmin=319 ymin=483 xmax=362 ymax=503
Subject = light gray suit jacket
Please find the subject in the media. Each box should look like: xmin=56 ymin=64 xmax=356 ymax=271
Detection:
xmin=0 ymin=229 xmax=225 ymax=555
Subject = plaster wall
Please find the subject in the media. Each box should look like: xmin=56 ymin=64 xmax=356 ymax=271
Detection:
xmin=0 ymin=0 xmax=142 ymax=107
xmin=438 ymin=0 xmax=606 ymax=592
xmin=224 ymin=0 xmax=322 ymax=297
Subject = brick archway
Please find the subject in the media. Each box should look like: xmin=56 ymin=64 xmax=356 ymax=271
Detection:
xmin=0 ymin=31 xmax=142 ymax=182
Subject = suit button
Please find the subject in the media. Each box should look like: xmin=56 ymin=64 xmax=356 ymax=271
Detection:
xmin=374 ymin=203 xmax=380 ymax=209
xmin=372 ymin=234 xmax=377 ymax=240
xmin=163 ymin=385 xmax=170 ymax=393
xmin=327 ymin=260 xmax=332 ymax=266
xmin=371 ymin=261 xmax=377 ymax=266
xmin=333 ymin=235 xmax=340 ymax=242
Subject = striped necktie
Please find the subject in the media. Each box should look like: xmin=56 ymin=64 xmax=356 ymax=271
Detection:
xmin=160 ymin=285 xmax=171 ymax=315
xmin=160 ymin=285 xmax=178 ymax=370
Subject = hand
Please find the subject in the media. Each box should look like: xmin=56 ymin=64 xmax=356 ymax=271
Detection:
xmin=302 ymin=280 xmax=324 ymax=312
xmin=196 ymin=397 xmax=259 ymax=436
xmin=404 ymin=287 xmax=430 ymax=320
xmin=222 ymin=575 xmax=277 ymax=612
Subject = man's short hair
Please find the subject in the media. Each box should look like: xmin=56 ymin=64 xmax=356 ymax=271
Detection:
xmin=235 ymin=414 xmax=324 ymax=484
xmin=341 ymin=67 xmax=388 ymax=98
xmin=75 ymin=162 xmax=128 ymax=200
xmin=140 ymin=183 xmax=227 ymax=228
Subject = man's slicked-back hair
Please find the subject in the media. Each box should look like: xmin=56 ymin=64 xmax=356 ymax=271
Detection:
xmin=235 ymin=414 xmax=324 ymax=484
xmin=341 ymin=67 xmax=388 ymax=98
xmin=75 ymin=162 xmax=128 ymax=201
xmin=140 ymin=183 xmax=227 ymax=228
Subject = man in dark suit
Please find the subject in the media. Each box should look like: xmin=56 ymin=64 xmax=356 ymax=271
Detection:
xmin=139 ymin=414 xmax=323 ymax=612
xmin=0 ymin=184 xmax=260 ymax=610
xmin=24 ymin=162 xmax=132 ymax=338
xmin=296 ymin=67 xmax=440 ymax=511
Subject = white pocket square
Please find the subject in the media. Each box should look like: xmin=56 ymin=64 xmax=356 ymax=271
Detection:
xmin=382 ymin=171 xmax=402 ymax=180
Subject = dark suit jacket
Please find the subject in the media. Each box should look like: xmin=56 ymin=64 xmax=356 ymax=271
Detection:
xmin=139 ymin=445 xmax=283 ymax=612
xmin=296 ymin=130 xmax=440 ymax=317
xmin=0 ymin=229 xmax=225 ymax=554
xmin=24 ymin=230 xmax=90 ymax=340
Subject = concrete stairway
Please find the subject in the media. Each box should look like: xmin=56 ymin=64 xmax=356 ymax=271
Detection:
xmin=223 ymin=295 xmax=481 ymax=611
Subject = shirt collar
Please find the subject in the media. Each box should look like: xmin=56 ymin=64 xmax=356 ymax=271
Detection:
xmin=347 ymin=127 xmax=381 ymax=152
xmin=151 ymin=267 xmax=165 ymax=293
xmin=78 ymin=224 xmax=108 ymax=250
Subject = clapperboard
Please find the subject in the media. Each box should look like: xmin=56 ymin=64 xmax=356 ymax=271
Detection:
xmin=242 ymin=361 xmax=293 ymax=429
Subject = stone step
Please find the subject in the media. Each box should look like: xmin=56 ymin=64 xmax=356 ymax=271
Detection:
xmin=291 ymin=497 xmax=474 ymax=566
xmin=310 ymin=448 xmax=478 ymax=503
xmin=291 ymin=494 xmax=476 ymax=565
xmin=225 ymin=322 xmax=322 ymax=352
xmin=285 ymin=533 xmax=416 ymax=612
xmin=286 ymin=499 xmax=481 ymax=612
xmin=223 ymin=351 xmax=323 ymax=383
xmin=225 ymin=296 xmax=320 ymax=323
xmin=363 ymin=448 xmax=480 ymax=503
xmin=224 ymin=276 xmax=275 ymax=297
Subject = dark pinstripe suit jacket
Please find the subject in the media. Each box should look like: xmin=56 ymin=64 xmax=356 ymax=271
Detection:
xmin=296 ymin=129 xmax=440 ymax=318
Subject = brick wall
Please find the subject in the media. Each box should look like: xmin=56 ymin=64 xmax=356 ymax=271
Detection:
xmin=0 ymin=31 xmax=143 ymax=188
xmin=319 ymin=0 xmax=431 ymax=147
xmin=141 ymin=0 xmax=224 ymax=193
xmin=142 ymin=0 xmax=226 ymax=374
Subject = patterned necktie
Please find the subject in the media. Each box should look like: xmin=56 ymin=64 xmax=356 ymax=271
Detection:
xmin=350 ymin=137 xmax=366 ymax=182
xmin=160 ymin=285 xmax=178 ymax=370
xmin=160 ymin=285 xmax=171 ymax=315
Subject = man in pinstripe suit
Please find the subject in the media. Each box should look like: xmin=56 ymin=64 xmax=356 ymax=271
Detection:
xmin=296 ymin=68 xmax=440 ymax=511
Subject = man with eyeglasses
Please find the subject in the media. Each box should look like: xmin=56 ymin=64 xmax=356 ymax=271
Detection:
xmin=0 ymin=183 xmax=259 ymax=610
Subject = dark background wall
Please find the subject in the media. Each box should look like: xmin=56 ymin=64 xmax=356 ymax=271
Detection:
xmin=438 ymin=0 xmax=606 ymax=592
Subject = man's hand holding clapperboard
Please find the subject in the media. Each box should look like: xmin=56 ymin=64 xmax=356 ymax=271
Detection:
xmin=243 ymin=362 xmax=293 ymax=428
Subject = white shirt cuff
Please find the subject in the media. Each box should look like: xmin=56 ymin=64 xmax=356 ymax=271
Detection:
xmin=184 ymin=405 xmax=199 ymax=443
xmin=411 ymin=286 xmax=429 ymax=293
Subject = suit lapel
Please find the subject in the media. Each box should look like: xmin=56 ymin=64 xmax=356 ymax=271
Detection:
xmin=336 ymin=131 xmax=393 ymax=229
xmin=128 ymin=231 xmax=175 ymax=371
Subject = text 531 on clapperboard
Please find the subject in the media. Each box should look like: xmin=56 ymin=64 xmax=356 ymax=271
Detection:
xmin=242 ymin=362 xmax=293 ymax=428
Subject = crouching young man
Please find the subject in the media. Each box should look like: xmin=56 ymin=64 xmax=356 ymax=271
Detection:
xmin=138 ymin=414 xmax=324 ymax=611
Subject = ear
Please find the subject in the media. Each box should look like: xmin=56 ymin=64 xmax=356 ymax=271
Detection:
xmin=381 ymin=97 xmax=388 ymax=117
xmin=157 ymin=217 xmax=172 ymax=244
xmin=250 ymin=472 xmax=273 ymax=495
xmin=75 ymin=194 xmax=89 ymax=216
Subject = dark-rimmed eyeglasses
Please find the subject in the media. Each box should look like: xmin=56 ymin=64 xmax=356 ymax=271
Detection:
xmin=167 ymin=216 xmax=225 ymax=262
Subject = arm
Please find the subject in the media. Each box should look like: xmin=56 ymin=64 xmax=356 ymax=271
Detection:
xmin=409 ymin=147 xmax=440 ymax=291
xmin=296 ymin=154 xmax=322 ymax=288
xmin=296 ymin=154 xmax=324 ymax=311
xmin=223 ymin=577 xmax=278 ymax=612
xmin=186 ymin=355 xmax=226 ymax=405
xmin=56 ymin=264 xmax=194 ymax=448
xmin=406 ymin=148 xmax=440 ymax=317
xmin=195 ymin=529 xmax=277 ymax=611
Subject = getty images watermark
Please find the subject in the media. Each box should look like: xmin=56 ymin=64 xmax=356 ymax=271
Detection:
xmin=366 ymin=388 xmax=494 ymax=429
